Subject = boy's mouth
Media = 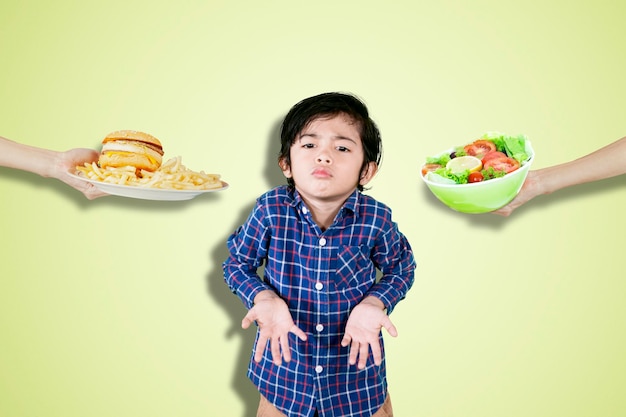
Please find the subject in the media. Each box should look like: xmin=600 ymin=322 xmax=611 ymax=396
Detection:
xmin=312 ymin=167 xmax=332 ymax=178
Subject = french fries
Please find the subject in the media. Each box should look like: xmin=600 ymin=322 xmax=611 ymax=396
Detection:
xmin=76 ymin=156 xmax=223 ymax=190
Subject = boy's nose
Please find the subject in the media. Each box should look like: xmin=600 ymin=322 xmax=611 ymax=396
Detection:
xmin=316 ymin=155 xmax=331 ymax=164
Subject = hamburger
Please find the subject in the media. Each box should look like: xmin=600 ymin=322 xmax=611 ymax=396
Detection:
xmin=98 ymin=130 xmax=164 ymax=172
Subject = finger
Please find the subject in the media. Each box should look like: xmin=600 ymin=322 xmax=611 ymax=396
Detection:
xmin=84 ymin=184 xmax=107 ymax=199
xmin=241 ymin=310 xmax=256 ymax=329
xmin=370 ymin=339 xmax=382 ymax=366
xmin=280 ymin=336 xmax=292 ymax=363
xmin=340 ymin=335 xmax=351 ymax=348
xmin=253 ymin=335 xmax=268 ymax=363
xmin=348 ymin=339 xmax=359 ymax=365
xmin=290 ymin=325 xmax=308 ymax=341
xmin=358 ymin=342 xmax=369 ymax=369
xmin=382 ymin=317 xmax=398 ymax=337
xmin=270 ymin=337 xmax=282 ymax=366
xmin=493 ymin=207 xmax=512 ymax=216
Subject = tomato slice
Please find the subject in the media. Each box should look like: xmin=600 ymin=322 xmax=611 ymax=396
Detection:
xmin=421 ymin=163 xmax=441 ymax=176
xmin=464 ymin=140 xmax=497 ymax=158
xmin=481 ymin=151 xmax=506 ymax=163
xmin=483 ymin=156 xmax=520 ymax=173
xmin=468 ymin=171 xmax=484 ymax=183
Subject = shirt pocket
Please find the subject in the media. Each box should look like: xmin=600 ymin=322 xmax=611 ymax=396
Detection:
xmin=332 ymin=245 xmax=375 ymax=290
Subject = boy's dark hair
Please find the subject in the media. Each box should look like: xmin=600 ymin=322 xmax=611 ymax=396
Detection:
xmin=279 ymin=92 xmax=383 ymax=191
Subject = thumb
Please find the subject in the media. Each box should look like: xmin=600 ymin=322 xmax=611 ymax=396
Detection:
xmin=241 ymin=308 xmax=257 ymax=329
xmin=382 ymin=316 xmax=398 ymax=337
xmin=290 ymin=325 xmax=308 ymax=342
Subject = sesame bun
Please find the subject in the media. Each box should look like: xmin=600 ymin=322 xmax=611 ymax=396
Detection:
xmin=99 ymin=130 xmax=164 ymax=172
xmin=102 ymin=130 xmax=163 ymax=148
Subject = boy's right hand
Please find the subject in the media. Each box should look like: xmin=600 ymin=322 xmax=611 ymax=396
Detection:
xmin=241 ymin=290 xmax=307 ymax=366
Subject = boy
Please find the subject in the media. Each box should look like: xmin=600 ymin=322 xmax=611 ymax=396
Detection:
xmin=223 ymin=92 xmax=416 ymax=417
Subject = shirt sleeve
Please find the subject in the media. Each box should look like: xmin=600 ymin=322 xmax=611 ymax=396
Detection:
xmin=365 ymin=217 xmax=416 ymax=314
xmin=222 ymin=199 xmax=273 ymax=310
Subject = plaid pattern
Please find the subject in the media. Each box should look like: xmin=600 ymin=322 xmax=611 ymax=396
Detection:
xmin=224 ymin=186 xmax=415 ymax=417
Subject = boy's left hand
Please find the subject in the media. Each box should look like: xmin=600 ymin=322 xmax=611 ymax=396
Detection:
xmin=341 ymin=296 xmax=397 ymax=369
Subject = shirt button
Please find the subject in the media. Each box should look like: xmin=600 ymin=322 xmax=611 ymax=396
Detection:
xmin=315 ymin=365 xmax=323 ymax=374
xmin=319 ymin=237 xmax=327 ymax=246
xmin=315 ymin=282 xmax=323 ymax=290
xmin=302 ymin=206 xmax=308 ymax=214
xmin=316 ymin=324 xmax=324 ymax=332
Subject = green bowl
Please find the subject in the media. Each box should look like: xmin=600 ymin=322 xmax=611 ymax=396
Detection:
xmin=421 ymin=141 xmax=534 ymax=214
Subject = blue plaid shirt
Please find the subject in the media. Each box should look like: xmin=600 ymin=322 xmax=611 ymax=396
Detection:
xmin=223 ymin=186 xmax=416 ymax=417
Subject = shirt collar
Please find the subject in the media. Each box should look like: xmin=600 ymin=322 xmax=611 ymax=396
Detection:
xmin=285 ymin=186 xmax=360 ymax=220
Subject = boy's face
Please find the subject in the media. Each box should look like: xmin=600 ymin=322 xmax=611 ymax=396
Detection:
xmin=280 ymin=114 xmax=377 ymax=207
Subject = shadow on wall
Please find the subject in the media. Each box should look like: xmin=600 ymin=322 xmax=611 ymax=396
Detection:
xmin=0 ymin=128 xmax=287 ymax=416
xmin=204 ymin=116 xmax=626 ymax=416
xmin=205 ymin=117 xmax=285 ymax=417
xmin=419 ymin=171 xmax=626 ymax=229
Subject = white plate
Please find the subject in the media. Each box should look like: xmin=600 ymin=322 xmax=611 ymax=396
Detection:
xmin=68 ymin=171 xmax=229 ymax=201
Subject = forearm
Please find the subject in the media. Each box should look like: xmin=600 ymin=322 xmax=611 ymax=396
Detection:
xmin=224 ymin=268 xmax=272 ymax=309
xmin=534 ymin=136 xmax=626 ymax=196
xmin=366 ymin=271 xmax=414 ymax=313
xmin=0 ymin=136 xmax=59 ymax=178
xmin=359 ymin=295 xmax=385 ymax=310
xmin=254 ymin=289 xmax=279 ymax=303
xmin=369 ymin=230 xmax=416 ymax=313
xmin=223 ymin=245 xmax=273 ymax=310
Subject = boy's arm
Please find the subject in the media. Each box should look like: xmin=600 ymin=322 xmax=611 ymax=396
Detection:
xmin=223 ymin=251 xmax=273 ymax=310
xmin=223 ymin=206 xmax=308 ymax=364
xmin=222 ymin=203 xmax=274 ymax=309
xmin=342 ymin=222 xmax=415 ymax=368
xmin=365 ymin=225 xmax=416 ymax=314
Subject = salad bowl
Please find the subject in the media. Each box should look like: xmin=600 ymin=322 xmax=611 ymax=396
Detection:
xmin=421 ymin=135 xmax=534 ymax=214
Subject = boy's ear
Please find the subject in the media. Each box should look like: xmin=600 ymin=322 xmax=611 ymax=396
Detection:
xmin=359 ymin=162 xmax=378 ymax=186
xmin=278 ymin=157 xmax=292 ymax=178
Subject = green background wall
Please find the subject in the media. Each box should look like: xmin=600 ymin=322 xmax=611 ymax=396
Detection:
xmin=1 ymin=1 xmax=625 ymax=416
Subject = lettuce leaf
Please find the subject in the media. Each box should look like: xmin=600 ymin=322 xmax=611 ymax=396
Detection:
xmin=481 ymin=132 xmax=529 ymax=163
xmin=433 ymin=166 xmax=470 ymax=184
xmin=426 ymin=153 xmax=451 ymax=166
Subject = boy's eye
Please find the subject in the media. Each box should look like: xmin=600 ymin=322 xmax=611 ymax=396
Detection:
xmin=336 ymin=146 xmax=350 ymax=152
xmin=302 ymin=143 xmax=315 ymax=149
